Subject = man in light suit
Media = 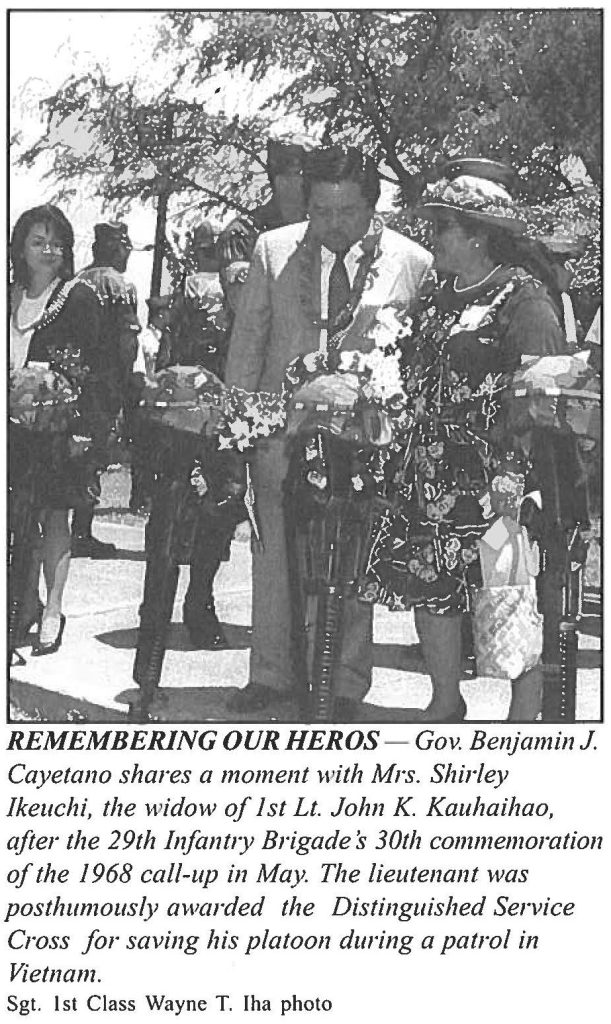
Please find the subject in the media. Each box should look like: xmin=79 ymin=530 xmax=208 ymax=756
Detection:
xmin=225 ymin=146 xmax=432 ymax=718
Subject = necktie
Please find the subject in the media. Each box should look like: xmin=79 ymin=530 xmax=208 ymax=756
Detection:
xmin=327 ymin=250 xmax=351 ymax=336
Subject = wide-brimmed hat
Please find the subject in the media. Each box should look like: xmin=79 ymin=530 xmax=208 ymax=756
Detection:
xmin=443 ymin=157 xmax=518 ymax=193
xmin=417 ymin=174 xmax=527 ymax=235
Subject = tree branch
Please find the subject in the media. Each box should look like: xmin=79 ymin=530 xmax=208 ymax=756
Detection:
xmin=530 ymin=155 xmax=575 ymax=195
xmin=175 ymin=175 xmax=256 ymax=217
xmin=331 ymin=11 xmax=415 ymax=194
xmin=417 ymin=10 xmax=447 ymax=82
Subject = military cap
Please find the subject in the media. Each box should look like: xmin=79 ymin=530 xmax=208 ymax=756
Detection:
xmin=267 ymin=132 xmax=317 ymax=178
xmin=94 ymin=221 xmax=132 ymax=247
xmin=146 ymin=294 xmax=174 ymax=312
xmin=192 ymin=220 xmax=218 ymax=249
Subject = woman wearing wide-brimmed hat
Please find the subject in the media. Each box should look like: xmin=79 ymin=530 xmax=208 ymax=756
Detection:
xmin=359 ymin=160 xmax=568 ymax=722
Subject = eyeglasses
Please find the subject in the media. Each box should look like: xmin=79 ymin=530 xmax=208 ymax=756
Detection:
xmin=29 ymin=240 xmax=66 ymax=255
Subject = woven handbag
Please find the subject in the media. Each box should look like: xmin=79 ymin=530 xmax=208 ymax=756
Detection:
xmin=472 ymin=535 xmax=542 ymax=680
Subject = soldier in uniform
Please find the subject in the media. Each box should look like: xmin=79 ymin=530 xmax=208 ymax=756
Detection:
xmin=217 ymin=133 xmax=316 ymax=268
xmin=172 ymin=221 xmax=227 ymax=377
xmin=73 ymin=222 xmax=140 ymax=557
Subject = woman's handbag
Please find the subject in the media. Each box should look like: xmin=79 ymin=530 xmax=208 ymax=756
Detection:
xmin=472 ymin=522 xmax=543 ymax=680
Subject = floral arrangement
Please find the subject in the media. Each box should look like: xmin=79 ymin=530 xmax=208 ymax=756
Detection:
xmin=138 ymin=365 xmax=226 ymax=436
xmin=216 ymin=305 xmax=416 ymax=453
xmin=217 ymin=387 xmax=287 ymax=451
xmin=509 ymin=350 xmax=601 ymax=443
xmin=9 ymin=365 xmax=81 ymax=434
xmin=287 ymin=305 xmax=414 ymax=421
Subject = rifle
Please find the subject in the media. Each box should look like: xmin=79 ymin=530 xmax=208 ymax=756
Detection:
xmin=284 ymin=428 xmax=379 ymax=722
xmin=131 ymin=423 xmax=246 ymax=720
xmin=531 ymin=429 xmax=590 ymax=721
xmin=131 ymin=426 xmax=200 ymax=719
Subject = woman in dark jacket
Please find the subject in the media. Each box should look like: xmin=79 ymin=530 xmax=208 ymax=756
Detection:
xmin=10 ymin=204 xmax=101 ymax=655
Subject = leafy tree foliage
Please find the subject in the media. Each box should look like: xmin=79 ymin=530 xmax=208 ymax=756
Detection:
xmin=161 ymin=9 xmax=601 ymax=201
xmin=14 ymin=9 xmax=600 ymax=296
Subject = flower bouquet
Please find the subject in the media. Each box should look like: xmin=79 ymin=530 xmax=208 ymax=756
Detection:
xmin=283 ymin=306 xmax=413 ymax=447
xmin=9 ymin=365 xmax=80 ymax=434
xmin=138 ymin=365 xmax=226 ymax=438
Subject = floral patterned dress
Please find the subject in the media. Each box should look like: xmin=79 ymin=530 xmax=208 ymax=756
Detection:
xmin=359 ymin=265 xmax=565 ymax=615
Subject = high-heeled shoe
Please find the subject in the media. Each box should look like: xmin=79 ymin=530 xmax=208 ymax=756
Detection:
xmin=17 ymin=600 xmax=44 ymax=643
xmin=32 ymin=614 xmax=66 ymax=657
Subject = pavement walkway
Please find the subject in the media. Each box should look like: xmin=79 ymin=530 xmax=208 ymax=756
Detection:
xmin=9 ymin=473 xmax=601 ymax=724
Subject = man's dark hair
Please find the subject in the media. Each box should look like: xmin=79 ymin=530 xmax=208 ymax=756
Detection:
xmin=10 ymin=204 xmax=74 ymax=286
xmin=303 ymin=147 xmax=380 ymax=207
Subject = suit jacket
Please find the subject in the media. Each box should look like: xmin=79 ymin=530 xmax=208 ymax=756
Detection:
xmin=225 ymin=221 xmax=433 ymax=394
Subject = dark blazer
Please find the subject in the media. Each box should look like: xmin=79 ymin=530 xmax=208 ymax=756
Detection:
xmin=25 ymin=279 xmax=101 ymax=375
xmin=10 ymin=279 xmax=102 ymax=508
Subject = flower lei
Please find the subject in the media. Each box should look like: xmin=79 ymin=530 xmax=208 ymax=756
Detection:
xmin=405 ymin=273 xmax=525 ymax=418
xmin=296 ymin=215 xmax=385 ymax=339
xmin=11 ymin=278 xmax=84 ymax=336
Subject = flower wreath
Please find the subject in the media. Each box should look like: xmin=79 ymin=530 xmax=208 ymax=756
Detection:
xmin=217 ymin=303 xmax=416 ymax=451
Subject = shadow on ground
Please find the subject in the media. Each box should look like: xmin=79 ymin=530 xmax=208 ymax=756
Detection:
xmin=72 ymin=549 xmax=146 ymax=563
xmin=111 ymin=684 xmax=427 ymax=724
xmin=96 ymin=622 xmax=252 ymax=651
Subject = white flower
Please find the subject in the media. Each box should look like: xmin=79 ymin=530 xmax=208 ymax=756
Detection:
xmin=303 ymin=352 xmax=323 ymax=374
xmin=307 ymin=471 xmax=327 ymax=490
xmin=449 ymin=304 xmax=493 ymax=335
xmin=351 ymin=475 xmax=364 ymax=491
xmin=339 ymin=350 xmax=365 ymax=374
xmin=374 ymin=305 xmax=404 ymax=334
xmin=190 ymin=470 xmax=208 ymax=497
xmin=229 ymin=418 xmax=249 ymax=438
